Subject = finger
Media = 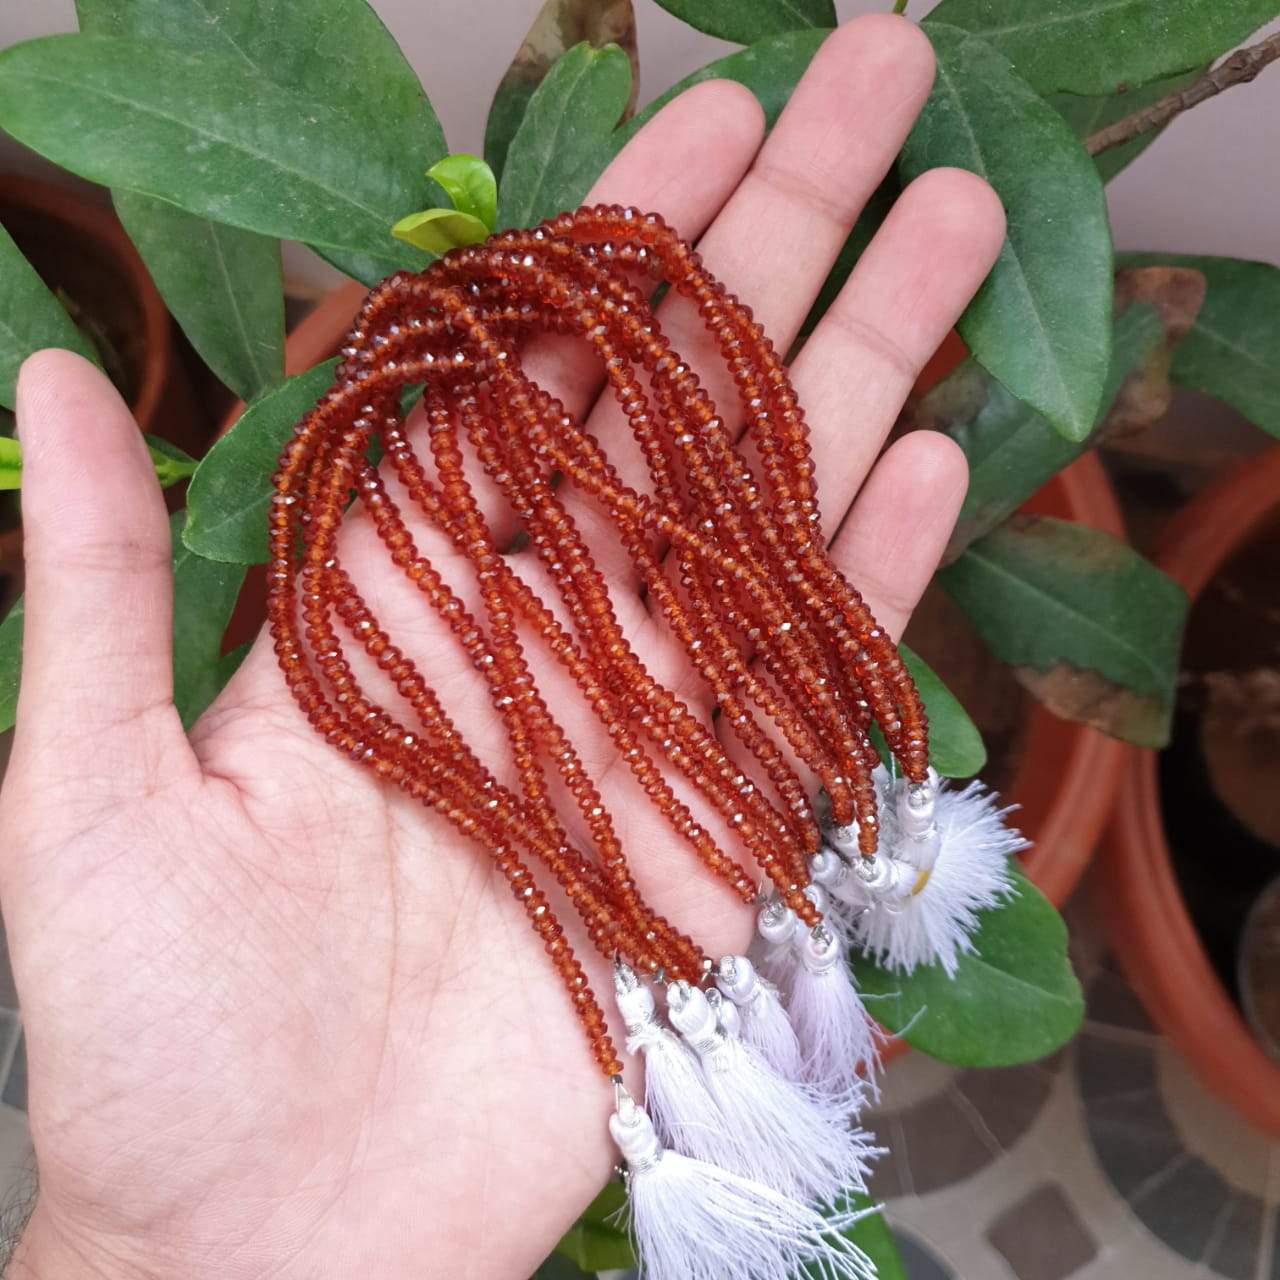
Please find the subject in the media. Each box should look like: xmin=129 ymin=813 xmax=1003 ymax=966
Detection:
xmin=12 ymin=350 xmax=183 ymax=770
xmin=473 ymin=78 xmax=766 ymax=546
xmin=673 ymin=14 xmax=936 ymax=364
xmin=793 ymin=166 xmax=1005 ymax=540
xmin=562 ymin=14 xmax=937 ymax=588
xmin=829 ymin=429 xmax=969 ymax=639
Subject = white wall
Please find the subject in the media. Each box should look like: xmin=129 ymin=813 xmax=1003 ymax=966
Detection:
xmin=3 ymin=0 xmax=1277 ymax=291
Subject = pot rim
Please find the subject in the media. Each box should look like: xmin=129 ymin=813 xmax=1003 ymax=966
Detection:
xmin=1101 ymin=443 xmax=1280 ymax=1135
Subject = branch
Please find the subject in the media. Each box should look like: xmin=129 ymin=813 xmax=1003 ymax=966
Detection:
xmin=1086 ymin=31 xmax=1280 ymax=156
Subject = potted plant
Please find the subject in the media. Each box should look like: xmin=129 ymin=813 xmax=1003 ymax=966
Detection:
xmin=1 ymin=0 xmax=1278 ymax=1273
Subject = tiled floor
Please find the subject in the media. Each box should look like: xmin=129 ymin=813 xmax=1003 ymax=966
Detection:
xmin=863 ymin=895 xmax=1280 ymax=1279
xmin=0 ymin=891 xmax=1274 ymax=1278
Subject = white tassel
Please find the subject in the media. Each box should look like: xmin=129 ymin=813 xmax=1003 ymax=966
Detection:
xmin=810 ymin=847 xmax=871 ymax=918
xmin=853 ymin=775 xmax=1026 ymax=975
xmin=749 ymin=897 xmax=801 ymax=996
xmin=614 ymin=964 xmax=737 ymax=1167
xmin=716 ymin=954 xmax=804 ymax=1081
xmin=610 ymin=1088 xmax=878 ymax=1280
xmin=804 ymin=882 xmax=848 ymax=947
xmin=666 ymin=981 xmax=876 ymax=1205
xmin=787 ymin=923 xmax=882 ymax=1101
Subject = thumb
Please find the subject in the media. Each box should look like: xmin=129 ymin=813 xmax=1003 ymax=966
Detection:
xmin=12 ymin=349 xmax=183 ymax=776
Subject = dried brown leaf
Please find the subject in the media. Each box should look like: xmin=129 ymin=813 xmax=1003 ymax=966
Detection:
xmin=1013 ymin=660 xmax=1168 ymax=747
xmin=485 ymin=0 xmax=638 ymax=181
xmin=1100 ymin=266 xmax=1206 ymax=441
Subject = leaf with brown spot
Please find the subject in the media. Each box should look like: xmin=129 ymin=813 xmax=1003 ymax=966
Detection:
xmin=1119 ymin=253 xmax=1280 ymax=438
xmin=1014 ymin=662 xmax=1173 ymax=747
xmin=938 ymin=515 xmax=1188 ymax=747
xmin=1102 ymin=265 xmax=1206 ymax=442
xmin=484 ymin=0 xmax=637 ymax=182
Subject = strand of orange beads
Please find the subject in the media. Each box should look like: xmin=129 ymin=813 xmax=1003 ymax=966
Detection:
xmin=327 ymin=267 xmax=880 ymax=911
xmin=434 ymin=235 xmax=876 ymax=837
xmin=563 ymin=206 xmax=931 ymax=789
xmin=349 ymin=233 xmax=882 ymax=832
xmin=394 ymin=254 xmax=880 ymax=870
xmin=431 ymin=247 xmax=886 ymax=858
xmin=306 ymin=403 xmax=712 ymax=982
xmin=339 ymin=291 xmax=836 ymax=908
xmin=268 ymin=207 xmax=934 ymax=1078
xmin=350 ymin=275 xmax=855 ymax=865
xmin=270 ymin=385 xmax=670 ymax=1075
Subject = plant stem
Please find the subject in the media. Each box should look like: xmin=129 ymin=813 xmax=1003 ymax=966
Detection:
xmin=1087 ymin=31 xmax=1280 ymax=156
xmin=892 ymin=0 xmax=908 ymax=12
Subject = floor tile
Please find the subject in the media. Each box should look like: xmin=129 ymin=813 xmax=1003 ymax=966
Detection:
xmin=987 ymin=1183 xmax=1098 ymax=1280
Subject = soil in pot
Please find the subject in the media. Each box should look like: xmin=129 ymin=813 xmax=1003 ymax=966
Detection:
xmin=1159 ymin=506 xmax=1280 ymax=1057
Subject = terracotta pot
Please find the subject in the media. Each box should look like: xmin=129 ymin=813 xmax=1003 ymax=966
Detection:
xmin=0 ymin=175 xmax=174 ymax=436
xmin=876 ymin=450 xmax=1129 ymax=1068
xmin=0 ymin=175 xmax=191 ymax=598
xmin=914 ymin=331 xmax=1131 ymax=908
xmin=1010 ymin=454 xmax=1130 ymax=905
xmin=1098 ymin=445 xmax=1280 ymax=1135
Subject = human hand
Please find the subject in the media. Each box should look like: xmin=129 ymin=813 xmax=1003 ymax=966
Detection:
xmin=0 ymin=15 xmax=1002 ymax=1279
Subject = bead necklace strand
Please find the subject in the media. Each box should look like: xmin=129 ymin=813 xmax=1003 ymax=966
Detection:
xmin=268 ymin=206 xmax=932 ymax=1079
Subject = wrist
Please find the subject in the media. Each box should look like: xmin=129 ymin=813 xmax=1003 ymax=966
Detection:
xmin=4 ymin=1208 xmax=101 ymax=1280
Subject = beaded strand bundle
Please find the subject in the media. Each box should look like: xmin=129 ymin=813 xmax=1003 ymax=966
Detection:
xmin=268 ymin=206 xmax=1024 ymax=1280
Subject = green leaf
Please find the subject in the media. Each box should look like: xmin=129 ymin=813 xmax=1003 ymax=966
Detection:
xmin=926 ymin=301 xmax=1166 ymax=559
xmin=1117 ymin=253 xmax=1280 ymax=437
xmin=619 ymin=29 xmax=827 ymax=147
xmin=531 ymin=1255 xmax=594 ymax=1280
xmin=496 ymin=43 xmax=633 ymax=231
xmin=652 ymin=0 xmax=835 ymax=44
xmin=0 ymin=223 xmax=99 ymax=409
xmin=145 ymin=435 xmax=199 ymax=489
xmin=0 ymin=596 xmax=23 ymax=733
xmin=554 ymin=1180 xmax=634 ymax=1271
xmin=0 ymin=438 xmax=19 ymax=491
xmin=925 ymin=0 xmax=1279 ymax=94
xmin=939 ymin=515 xmax=1188 ymax=747
xmin=853 ymin=863 xmax=1083 ymax=1066
xmin=426 ymin=154 xmax=497 ymax=230
xmin=0 ymin=434 xmax=199 ymax=492
xmin=484 ymin=0 xmax=639 ymax=184
xmin=114 ymin=193 xmax=285 ymax=403
xmin=0 ymin=515 xmax=245 ymax=734
xmin=868 ymin=644 xmax=985 ymax=778
xmin=0 ymin=35 xmax=434 ymax=275
xmin=392 ymin=208 xmax=492 ymax=254
xmin=76 ymin=0 xmax=291 ymax=379
xmin=184 ymin=359 xmax=337 ymax=565
xmin=74 ymin=0 xmax=447 ymax=286
xmin=902 ymin=26 xmax=1113 ymax=442
xmin=170 ymin=512 xmax=246 ymax=727
xmin=831 ymin=1196 xmax=907 ymax=1280
xmin=216 ymin=640 xmax=252 ymax=688
xmin=1049 ymin=67 xmax=1203 ymax=183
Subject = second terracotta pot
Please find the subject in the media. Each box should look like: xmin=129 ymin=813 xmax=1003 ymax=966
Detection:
xmin=1098 ymin=445 xmax=1280 ymax=1136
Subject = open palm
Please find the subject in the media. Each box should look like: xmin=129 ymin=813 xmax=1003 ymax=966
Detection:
xmin=0 ymin=17 xmax=1003 ymax=1280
